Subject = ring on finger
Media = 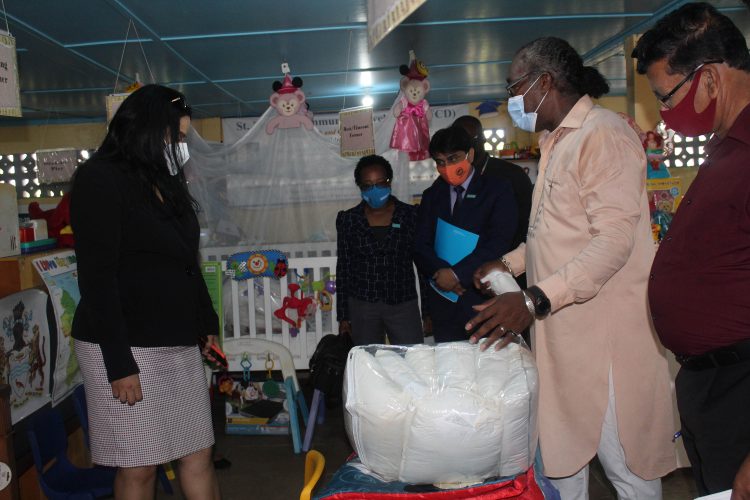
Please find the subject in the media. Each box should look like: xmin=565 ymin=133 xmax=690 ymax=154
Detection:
xmin=498 ymin=325 xmax=506 ymax=334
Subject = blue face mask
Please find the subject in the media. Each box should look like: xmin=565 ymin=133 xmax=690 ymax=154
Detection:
xmin=361 ymin=185 xmax=391 ymax=208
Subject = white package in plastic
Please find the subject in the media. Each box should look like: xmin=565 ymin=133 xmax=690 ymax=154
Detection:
xmin=344 ymin=341 xmax=539 ymax=484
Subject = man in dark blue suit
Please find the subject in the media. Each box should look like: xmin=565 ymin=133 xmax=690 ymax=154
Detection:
xmin=415 ymin=126 xmax=518 ymax=342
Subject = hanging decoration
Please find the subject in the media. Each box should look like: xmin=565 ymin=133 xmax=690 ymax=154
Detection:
xmin=0 ymin=29 xmax=22 ymax=117
xmin=389 ymin=50 xmax=432 ymax=161
xmin=475 ymin=100 xmax=502 ymax=118
xmin=266 ymin=64 xmax=314 ymax=135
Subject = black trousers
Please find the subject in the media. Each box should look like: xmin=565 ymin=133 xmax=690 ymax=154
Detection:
xmin=348 ymin=297 xmax=423 ymax=346
xmin=675 ymin=358 xmax=750 ymax=495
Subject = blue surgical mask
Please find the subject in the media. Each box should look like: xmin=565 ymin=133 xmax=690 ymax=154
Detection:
xmin=507 ymin=74 xmax=548 ymax=133
xmin=361 ymin=185 xmax=391 ymax=208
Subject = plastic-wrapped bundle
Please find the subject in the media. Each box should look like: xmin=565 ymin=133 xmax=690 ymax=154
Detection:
xmin=344 ymin=341 xmax=538 ymax=484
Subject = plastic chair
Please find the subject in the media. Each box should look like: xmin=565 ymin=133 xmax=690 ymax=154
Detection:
xmin=223 ymin=337 xmax=310 ymax=453
xmin=71 ymin=385 xmax=174 ymax=495
xmin=300 ymin=449 xmax=325 ymax=500
xmin=26 ymin=407 xmax=116 ymax=499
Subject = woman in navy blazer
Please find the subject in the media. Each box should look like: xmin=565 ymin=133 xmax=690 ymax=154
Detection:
xmin=336 ymin=155 xmax=426 ymax=346
xmin=415 ymin=126 xmax=518 ymax=342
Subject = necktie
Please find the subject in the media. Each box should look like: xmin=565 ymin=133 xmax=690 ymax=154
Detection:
xmin=452 ymin=185 xmax=465 ymax=216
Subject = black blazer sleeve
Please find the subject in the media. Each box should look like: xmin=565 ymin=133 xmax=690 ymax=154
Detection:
xmin=71 ymin=163 xmax=139 ymax=382
xmin=335 ymin=211 xmax=352 ymax=322
xmin=414 ymin=186 xmax=451 ymax=279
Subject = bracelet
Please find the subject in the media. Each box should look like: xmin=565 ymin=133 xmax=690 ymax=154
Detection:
xmin=522 ymin=291 xmax=536 ymax=318
xmin=500 ymin=256 xmax=514 ymax=276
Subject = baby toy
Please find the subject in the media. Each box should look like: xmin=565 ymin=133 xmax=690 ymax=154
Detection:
xmin=226 ymin=250 xmax=288 ymax=280
xmin=273 ymin=283 xmax=316 ymax=333
xmin=390 ymin=50 xmax=431 ymax=161
xmin=265 ymin=71 xmax=314 ymax=135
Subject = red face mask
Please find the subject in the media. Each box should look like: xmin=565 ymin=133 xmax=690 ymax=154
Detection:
xmin=660 ymin=70 xmax=716 ymax=137
xmin=437 ymin=156 xmax=472 ymax=186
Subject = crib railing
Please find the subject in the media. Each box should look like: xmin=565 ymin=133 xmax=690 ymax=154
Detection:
xmin=202 ymin=242 xmax=337 ymax=262
xmin=219 ymin=251 xmax=423 ymax=370
xmin=221 ymin=257 xmax=337 ymax=370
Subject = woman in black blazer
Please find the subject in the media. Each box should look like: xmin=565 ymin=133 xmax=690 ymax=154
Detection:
xmin=336 ymin=155 xmax=426 ymax=346
xmin=71 ymin=85 xmax=219 ymax=499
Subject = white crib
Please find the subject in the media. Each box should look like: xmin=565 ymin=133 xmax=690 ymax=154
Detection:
xmin=209 ymin=244 xmax=424 ymax=371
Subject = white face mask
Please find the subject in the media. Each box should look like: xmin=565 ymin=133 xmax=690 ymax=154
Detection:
xmin=165 ymin=142 xmax=190 ymax=176
xmin=507 ymin=74 xmax=549 ymax=133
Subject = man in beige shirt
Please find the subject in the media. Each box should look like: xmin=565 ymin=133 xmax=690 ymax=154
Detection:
xmin=468 ymin=37 xmax=676 ymax=499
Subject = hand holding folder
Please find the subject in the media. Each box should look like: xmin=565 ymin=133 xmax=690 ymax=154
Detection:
xmin=429 ymin=218 xmax=479 ymax=302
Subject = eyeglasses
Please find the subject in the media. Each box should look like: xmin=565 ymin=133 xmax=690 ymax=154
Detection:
xmin=358 ymin=178 xmax=390 ymax=191
xmin=656 ymin=60 xmax=723 ymax=109
xmin=434 ymin=152 xmax=468 ymax=168
xmin=505 ymin=72 xmax=536 ymax=98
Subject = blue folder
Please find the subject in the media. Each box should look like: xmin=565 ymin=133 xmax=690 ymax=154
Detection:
xmin=429 ymin=218 xmax=479 ymax=302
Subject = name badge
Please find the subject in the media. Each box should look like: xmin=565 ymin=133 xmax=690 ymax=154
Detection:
xmin=391 ymin=223 xmax=401 ymax=228
xmin=466 ymin=194 xmax=477 ymax=199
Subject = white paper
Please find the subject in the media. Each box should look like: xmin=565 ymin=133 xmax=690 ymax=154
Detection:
xmin=695 ymin=490 xmax=731 ymax=500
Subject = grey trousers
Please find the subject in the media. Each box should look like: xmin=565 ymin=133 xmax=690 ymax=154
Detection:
xmin=348 ymin=297 xmax=424 ymax=346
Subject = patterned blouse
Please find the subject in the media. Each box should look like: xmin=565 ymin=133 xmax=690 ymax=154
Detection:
xmin=335 ymin=197 xmax=425 ymax=321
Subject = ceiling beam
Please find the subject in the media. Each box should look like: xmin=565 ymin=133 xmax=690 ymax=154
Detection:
xmin=2 ymin=11 xmax=136 ymax=85
xmin=59 ymin=11 xmax=659 ymax=48
xmin=583 ymin=0 xmax=692 ymax=66
xmin=104 ymin=0 xmax=247 ymax=110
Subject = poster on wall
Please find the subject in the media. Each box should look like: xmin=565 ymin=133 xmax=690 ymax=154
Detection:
xmin=35 ymin=148 xmax=79 ymax=184
xmin=367 ymin=0 xmax=427 ymax=49
xmin=339 ymin=106 xmax=375 ymax=158
xmin=32 ymin=251 xmax=82 ymax=403
xmin=0 ymin=289 xmax=52 ymax=424
xmin=0 ymin=30 xmax=21 ymax=117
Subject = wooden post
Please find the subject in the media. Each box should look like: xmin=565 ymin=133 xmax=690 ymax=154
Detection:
xmin=0 ymin=385 xmax=19 ymax=499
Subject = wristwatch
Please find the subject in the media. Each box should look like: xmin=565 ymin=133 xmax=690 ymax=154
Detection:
xmin=523 ymin=286 xmax=551 ymax=318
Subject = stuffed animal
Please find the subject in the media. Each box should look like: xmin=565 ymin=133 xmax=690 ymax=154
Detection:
xmin=27 ymin=192 xmax=74 ymax=247
xmin=390 ymin=50 xmax=432 ymax=161
xmin=265 ymin=73 xmax=314 ymax=135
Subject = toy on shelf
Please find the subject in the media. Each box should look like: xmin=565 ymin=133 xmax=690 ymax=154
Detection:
xmin=390 ymin=50 xmax=431 ymax=161
xmin=266 ymin=65 xmax=314 ymax=135
xmin=644 ymin=131 xmax=672 ymax=179
xmin=27 ymin=192 xmax=74 ymax=248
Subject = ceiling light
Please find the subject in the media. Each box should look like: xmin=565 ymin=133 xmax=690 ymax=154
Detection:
xmin=362 ymin=95 xmax=374 ymax=107
xmin=360 ymin=72 xmax=373 ymax=87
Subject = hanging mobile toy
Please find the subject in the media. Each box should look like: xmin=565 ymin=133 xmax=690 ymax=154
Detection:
xmin=262 ymin=353 xmax=280 ymax=398
xmin=241 ymin=353 xmax=252 ymax=383
xmin=273 ymin=283 xmax=316 ymax=330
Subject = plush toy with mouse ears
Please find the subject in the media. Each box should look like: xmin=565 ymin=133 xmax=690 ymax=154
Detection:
xmin=266 ymin=72 xmax=314 ymax=135
xmin=390 ymin=50 xmax=432 ymax=161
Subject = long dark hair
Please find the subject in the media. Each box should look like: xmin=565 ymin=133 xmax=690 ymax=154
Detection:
xmin=515 ymin=37 xmax=610 ymax=99
xmin=91 ymin=84 xmax=196 ymax=213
